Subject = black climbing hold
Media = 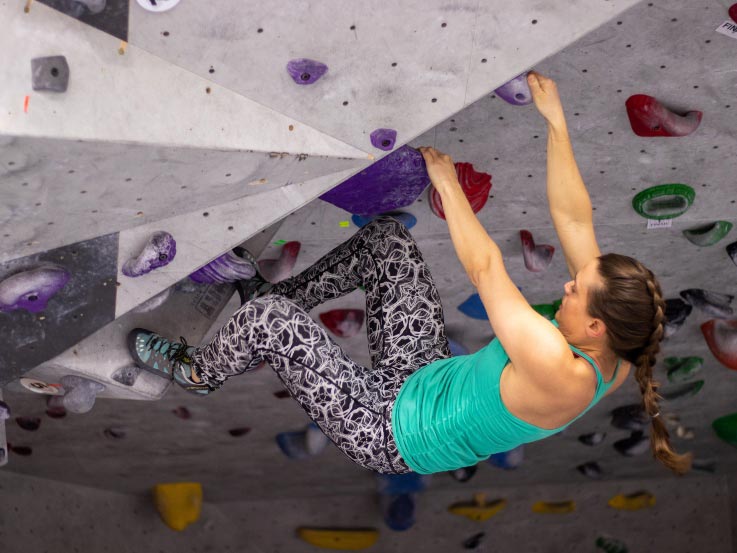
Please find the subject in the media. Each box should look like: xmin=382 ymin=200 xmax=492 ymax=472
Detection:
xmin=610 ymin=404 xmax=649 ymax=431
xmin=463 ymin=532 xmax=485 ymax=549
xmin=16 ymin=417 xmax=41 ymax=431
xmin=103 ymin=427 xmax=126 ymax=439
xmin=31 ymin=56 xmax=70 ymax=93
xmin=449 ymin=465 xmax=477 ymax=483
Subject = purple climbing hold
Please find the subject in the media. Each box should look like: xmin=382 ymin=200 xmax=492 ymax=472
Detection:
xmin=189 ymin=250 xmax=257 ymax=284
xmin=123 ymin=231 xmax=176 ymax=277
xmin=320 ymin=146 xmax=429 ymax=216
xmin=286 ymin=58 xmax=328 ymax=85
xmin=494 ymin=72 xmax=533 ymax=106
xmin=370 ymin=128 xmax=398 ymax=151
xmin=0 ymin=264 xmax=71 ymax=313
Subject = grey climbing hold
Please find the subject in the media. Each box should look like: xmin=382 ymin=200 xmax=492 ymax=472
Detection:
xmin=577 ymin=461 xmax=603 ymax=479
xmin=680 ymin=288 xmax=733 ymax=318
xmin=111 ymin=365 xmax=141 ymax=387
xmin=0 ymin=400 xmax=10 ymax=421
xmin=47 ymin=375 xmax=105 ymax=414
xmin=31 ymin=56 xmax=70 ymax=93
xmin=122 ymin=231 xmax=177 ymax=277
xmin=0 ymin=264 xmax=71 ymax=313
xmin=76 ymin=0 xmax=106 ymax=13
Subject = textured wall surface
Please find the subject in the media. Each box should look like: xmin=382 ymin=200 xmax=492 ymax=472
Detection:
xmin=2 ymin=0 xmax=737 ymax=550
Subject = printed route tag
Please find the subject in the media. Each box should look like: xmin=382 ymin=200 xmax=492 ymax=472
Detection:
xmin=647 ymin=219 xmax=673 ymax=229
xmin=716 ymin=20 xmax=737 ymax=40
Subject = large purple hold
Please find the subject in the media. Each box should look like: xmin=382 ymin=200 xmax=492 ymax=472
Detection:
xmin=0 ymin=264 xmax=71 ymax=313
xmin=320 ymin=146 xmax=429 ymax=216
xmin=370 ymin=128 xmax=398 ymax=151
xmin=122 ymin=231 xmax=176 ymax=278
xmin=286 ymin=59 xmax=328 ymax=85
xmin=189 ymin=250 xmax=257 ymax=284
xmin=494 ymin=72 xmax=533 ymax=106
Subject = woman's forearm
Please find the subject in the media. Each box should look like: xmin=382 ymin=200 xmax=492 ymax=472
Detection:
xmin=436 ymin=180 xmax=499 ymax=286
xmin=546 ymin=121 xmax=593 ymax=225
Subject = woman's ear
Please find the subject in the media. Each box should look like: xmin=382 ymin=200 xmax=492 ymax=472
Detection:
xmin=586 ymin=318 xmax=607 ymax=339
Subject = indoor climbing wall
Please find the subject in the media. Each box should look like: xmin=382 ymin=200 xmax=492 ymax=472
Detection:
xmin=2 ymin=0 xmax=737 ymax=551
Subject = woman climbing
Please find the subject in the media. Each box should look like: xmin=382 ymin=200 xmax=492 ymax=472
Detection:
xmin=128 ymin=71 xmax=692 ymax=476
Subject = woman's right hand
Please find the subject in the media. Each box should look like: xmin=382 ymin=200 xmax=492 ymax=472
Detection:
xmin=527 ymin=71 xmax=566 ymax=128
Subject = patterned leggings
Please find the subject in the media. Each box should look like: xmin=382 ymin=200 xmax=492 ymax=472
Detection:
xmin=191 ymin=216 xmax=451 ymax=474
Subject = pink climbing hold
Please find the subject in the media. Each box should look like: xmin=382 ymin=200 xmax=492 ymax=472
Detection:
xmin=625 ymin=94 xmax=702 ymax=137
xmin=429 ymin=162 xmax=492 ymax=220
xmin=520 ymin=230 xmax=555 ymax=272
xmin=701 ymin=320 xmax=737 ymax=371
xmin=259 ymin=241 xmax=301 ymax=283
xmin=730 ymin=4 xmax=737 ymax=23
xmin=319 ymin=309 xmax=365 ymax=338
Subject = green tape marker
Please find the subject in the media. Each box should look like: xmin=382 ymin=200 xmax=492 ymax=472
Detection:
xmin=273 ymin=240 xmax=287 ymax=245
xmin=632 ymin=184 xmax=695 ymax=220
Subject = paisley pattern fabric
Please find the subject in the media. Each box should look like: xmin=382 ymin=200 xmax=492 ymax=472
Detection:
xmin=192 ymin=216 xmax=451 ymax=473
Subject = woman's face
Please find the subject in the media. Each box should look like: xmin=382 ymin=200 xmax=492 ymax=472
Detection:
xmin=555 ymin=258 xmax=602 ymax=339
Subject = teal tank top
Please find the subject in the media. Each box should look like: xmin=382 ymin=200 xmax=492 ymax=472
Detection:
xmin=391 ymin=319 xmax=621 ymax=474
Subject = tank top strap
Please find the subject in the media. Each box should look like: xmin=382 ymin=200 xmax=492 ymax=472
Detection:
xmin=567 ymin=345 xmax=621 ymax=394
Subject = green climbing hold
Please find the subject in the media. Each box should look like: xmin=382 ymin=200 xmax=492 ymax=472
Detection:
xmin=532 ymin=303 xmax=557 ymax=320
xmin=552 ymin=298 xmax=562 ymax=311
xmin=660 ymin=380 xmax=704 ymax=401
xmin=683 ymin=221 xmax=733 ymax=246
xmin=712 ymin=413 xmax=737 ymax=447
xmin=632 ymin=184 xmax=695 ymax=220
xmin=595 ymin=536 xmax=628 ymax=553
xmin=664 ymin=357 xmax=703 ymax=383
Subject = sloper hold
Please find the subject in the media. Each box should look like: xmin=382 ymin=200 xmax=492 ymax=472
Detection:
xmin=0 ymin=264 xmax=71 ymax=313
xmin=726 ymin=241 xmax=737 ymax=267
xmin=286 ymin=59 xmax=328 ymax=85
xmin=610 ymin=404 xmax=649 ymax=431
xmin=122 ymin=231 xmax=176 ymax=277
xmin=296 ymin=528 xmax=379 ymax=550
xmin=682 ymin=221 xmax=733 ymax=246
xmin=531 ymin=500 xmax=576 ymax=514
xmin=680 ymin=288 xmax=734 ymax=318
xmin=31 ymin=56 xmax=70 ymax=92
xmin=429 ymin=162 xmax=492 ymax=220
xmin=607 ymin=491 xmax=655 ymax=511
xmin=189 ymin=251 xmax=257 ymax=284
xmin=664 ymin=356 xmax=703 ymax=383
xmin=520 ymin=230 xmax=555 ymax=272
xmin=712 ymin=413 xmax=737 ymax=447
xmin=370 ymin=128 xmax=398 ymax=151
xmin=319 ymin=309 xmax=365 ymax=338
xmin=631 ymin=184 xmax=695 ymax=220
xmin=153 ymin=482 xmax=202 ymax=531
xmin=458 ymin=293 xmax=488 ymax=320
xmin=701 ymin=319 xmax=737 ymax=371
xmin=449 ymin=495 xmax=507 ymax=521
xmin=664 ymin=298 xmax=692 ymax=338
xmin=351 ymin=212 xmax=417 ymax=230
xmin=259 ymin=241 xmax=300 ymax=283
xmin=625 ymin=94 xmax=702 ymax=137
xmin=320 ymin=146 xmax=428 ymax=216
xmin=47 ymin=375 xmax=105 ymax=414
xmin=613 ymin=431 xmax=650 ymax=456
xmin=660 ymin=380 xmax=704 ymax=401
xmin=578 ymin=431 xmax=606 ymax=446
xmin=494 ymin=72 xmax=533 ymax=105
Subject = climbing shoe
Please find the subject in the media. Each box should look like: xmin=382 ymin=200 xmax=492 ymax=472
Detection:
xmin=127 ymin=329 xmax=218 ymax=396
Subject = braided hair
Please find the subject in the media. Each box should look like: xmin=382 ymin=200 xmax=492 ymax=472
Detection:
xmin=587 ymin=253 xmax=693 ymax=475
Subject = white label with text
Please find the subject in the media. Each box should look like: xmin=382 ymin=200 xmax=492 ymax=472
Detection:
xmin=647 ymin=219 xmax=673 ymax=229
xmin=716 ymin=20 xmax=737 ymax=39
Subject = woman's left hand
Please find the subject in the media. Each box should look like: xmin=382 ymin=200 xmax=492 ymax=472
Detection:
xmin=418 ymin=147 xmax=459 ymax=194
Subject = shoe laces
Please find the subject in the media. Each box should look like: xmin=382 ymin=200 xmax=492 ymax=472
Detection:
xmin=145 ymin=334 xmax=192 ymax=365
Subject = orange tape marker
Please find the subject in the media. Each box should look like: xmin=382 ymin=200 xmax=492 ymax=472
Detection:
xmin=24 ymin=96 xmax=30 ymax=113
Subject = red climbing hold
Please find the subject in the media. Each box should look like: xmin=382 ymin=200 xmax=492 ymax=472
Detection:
xmin=430 ymin=162 xmax=492 ymax=220
xmin=259 ymin=241 xmax=301 ymax=284
xmin=319 ymin=309 xmax=365 ymax=338
xmin=520 ymin=230 xmax=555 ymax=272
xmin=730 ymin=4 xmax=737 ymax=23
xmin=701 ymin=320 xmax=737 ymax=371
xmin=625 ymin=95 xmax=702 ymax=137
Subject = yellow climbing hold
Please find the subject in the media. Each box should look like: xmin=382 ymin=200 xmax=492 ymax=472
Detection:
xmin=296 ymin=528 xmax=379 ymax=550
xmin=608 ymin=491 xmax=656 ymax=511
xmin=448 ymin=493 xmax=507 ymax=521
xmin=531 ymin=500 xmax=576 ymax=514
xmin=153 ymin=482 xmax=202 ymax=531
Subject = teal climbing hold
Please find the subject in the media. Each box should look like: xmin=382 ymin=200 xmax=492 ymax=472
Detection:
xmin=458 ymin=294 xmax=488 ymax=320
xmin=664 ymin=357 xmax=703 ymax=383
xmin=632 ymin=184 xmax=695 ymax=220
xmin=712 ymin=413 xmax=737 ymax=447
xmin=682 ymin=221 xmax=733 ymax=246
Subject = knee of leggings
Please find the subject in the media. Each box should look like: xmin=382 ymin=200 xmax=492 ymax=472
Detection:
xmin=367 ymin=215 xmax=412 ymax=243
